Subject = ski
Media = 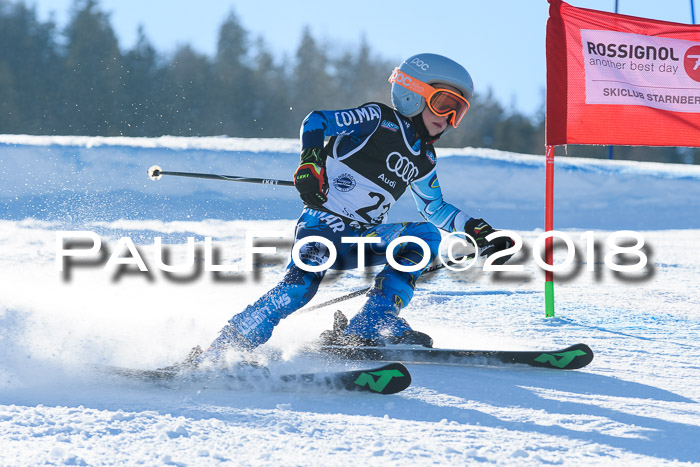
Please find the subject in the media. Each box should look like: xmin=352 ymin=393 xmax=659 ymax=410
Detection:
xmin=315 ymin=343 xmax=594 ymax=370
xmin=106 ymin=361 xmax=412 ymax=395
xmin=277 ymin=362 xmax=411 ymax=394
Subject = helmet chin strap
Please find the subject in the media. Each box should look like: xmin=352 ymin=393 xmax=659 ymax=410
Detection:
xmin=411 ymin=112 xmax=442 ymax=144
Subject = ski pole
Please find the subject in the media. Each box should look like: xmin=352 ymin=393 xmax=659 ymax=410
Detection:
xmin=148 ymin=162 xmax=476 ymax=311
xmin=302 ymin=252 xmax=476 ymax=312
xmin=147 ymin=165 xmax=295 ymax=186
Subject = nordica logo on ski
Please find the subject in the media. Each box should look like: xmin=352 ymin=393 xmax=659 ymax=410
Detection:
xmin=534 ymin=349 xmax=588 ymax=369
xmin=354 ymin=368 xmax=405 ymax=393
xmin=334 ymin=105 xmax=380 ymax=128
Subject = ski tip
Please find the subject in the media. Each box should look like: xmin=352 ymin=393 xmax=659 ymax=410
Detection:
xmin=572 ymin=342 xmax=594 ymax=367
xmin=532 ymin=343 xmax=594 ymax=370
xmin=572 ymin=342 xmax=594 ymax=354
xmin=348 ymin=362 xmax=412 ymax=395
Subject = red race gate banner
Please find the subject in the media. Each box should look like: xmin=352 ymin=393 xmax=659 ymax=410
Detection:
xmin=546 ymin=0 xmax=700 ymax=147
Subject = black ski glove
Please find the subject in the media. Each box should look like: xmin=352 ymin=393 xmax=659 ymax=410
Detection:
xmin=294 ymin=147 xmax=328 ymax=208
xmin=464 ymin=217 xmax=514 ymax=265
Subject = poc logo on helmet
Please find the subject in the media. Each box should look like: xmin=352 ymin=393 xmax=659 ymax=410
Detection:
xmin=390 ymin=69 xmax=426 ymax=93
xmin=410 ymin=58 xmax=429 ymax=70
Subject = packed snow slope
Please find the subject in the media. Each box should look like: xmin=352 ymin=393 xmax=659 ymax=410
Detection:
xmin=1 ymin=135 xmax=700 ymax=465
xmin=2 ymin=134 xmax=700 ymax=229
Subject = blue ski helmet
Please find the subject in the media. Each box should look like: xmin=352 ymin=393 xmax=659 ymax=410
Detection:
xmin=390 ymin=53 xmax=474 ymax=120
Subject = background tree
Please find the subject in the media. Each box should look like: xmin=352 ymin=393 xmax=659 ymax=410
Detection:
xmin=61 ymin=0 xmax=124 ymax=135
xmin=0 ymin=0 xmax=694 ymax=164
xmin=440 ymin=89 xmax=506 ymax=149
xmin=121 ymin=26 xmax=163 ymax=136
xmin=332 ymin=37 xmax=393 ymax=109
xmin=160 ymin=45 xmax=215 ymax=136
xmin=248 ymin=37 xmax=296 ymax=137
xmin=0 ymin=1 xmax=61 ymax=133
xmin=214 ymin=10 xmax=255 ymax=136
xmin=292 ymin=27 xmax=333 ymax=120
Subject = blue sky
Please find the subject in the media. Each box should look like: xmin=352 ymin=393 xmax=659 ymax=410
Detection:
xmin=32 ymin=0 xmax=698 ymax=116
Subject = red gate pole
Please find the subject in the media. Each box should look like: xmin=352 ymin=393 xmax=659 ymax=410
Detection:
xmin=545 ymin=145 xmax=555 ymax=317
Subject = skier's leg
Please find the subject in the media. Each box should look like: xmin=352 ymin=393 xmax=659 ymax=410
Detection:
xmin=207 ymin=264 xmax=324 ymax=353
xmin=343 ymin=222 xmax=441 ymax=343
xmin=204 ymin=208 xmax=351 ymax=358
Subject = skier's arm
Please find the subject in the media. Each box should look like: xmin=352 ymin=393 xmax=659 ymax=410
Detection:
xmin=410 ymin=170 xmax=471 ymax=233
xmin=295 ymin=104 xmax=383 ymax=208
xmin=411 ymin=171 xmax=515 ymax=264
xmin=300 ymin=103 xmax=383 ymax=150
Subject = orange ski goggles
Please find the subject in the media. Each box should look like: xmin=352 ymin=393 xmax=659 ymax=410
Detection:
xmin=389 ymin=68 xmax=470 ymax=128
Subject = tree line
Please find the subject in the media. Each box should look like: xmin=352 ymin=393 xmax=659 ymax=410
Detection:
xmin=0 ymin=0 xmax=696 ymax=163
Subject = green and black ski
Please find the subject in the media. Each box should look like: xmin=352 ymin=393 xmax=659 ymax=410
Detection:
xmin=316 ymin=343 xmax=594 ymax=370
xmin=278 ymin=362 xmax=411 ymax=394
xmin=107 ymin=361 xmax=412 ymax=395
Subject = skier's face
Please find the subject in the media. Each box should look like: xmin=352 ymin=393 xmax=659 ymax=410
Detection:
xmin=421 ymin=84 xmax=461 ymax=136
xmin=421 ymin=106 xmax=449 ymax=136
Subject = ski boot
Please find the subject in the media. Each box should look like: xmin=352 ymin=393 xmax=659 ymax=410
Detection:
xmin=319 ymin=310 xmax=433 ymax=348
xmin=381 ymin=328 xmax=433 ymax=347
xmin=318 ymin=310 xmax=379 ymax=346
xmin=345 ymin=288 xmax=434 ymax=348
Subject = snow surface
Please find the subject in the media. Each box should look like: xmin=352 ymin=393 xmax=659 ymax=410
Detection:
xmin=1 ymin=135 xmax=699 ymax=465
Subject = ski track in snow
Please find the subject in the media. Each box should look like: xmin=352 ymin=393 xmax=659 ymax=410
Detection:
xmin=1 ymin=137 xmax=699 ymax=465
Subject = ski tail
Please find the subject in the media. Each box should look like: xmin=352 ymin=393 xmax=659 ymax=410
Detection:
xmin=106 ymin=366 xmax=179 ymax=381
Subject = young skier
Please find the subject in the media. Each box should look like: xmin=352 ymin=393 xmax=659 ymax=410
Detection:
xmin=202 ymin=53 xmax=512 ymax=360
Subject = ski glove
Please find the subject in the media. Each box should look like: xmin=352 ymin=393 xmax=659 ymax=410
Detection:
xmin=294 ymin=148 xmax=328 ymax=208
xmin=464 ymin=217 xmax=514 ymax=265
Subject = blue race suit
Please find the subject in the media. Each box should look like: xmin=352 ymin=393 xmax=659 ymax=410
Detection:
xmin=209 ymin=102 xmax=473 ymax=351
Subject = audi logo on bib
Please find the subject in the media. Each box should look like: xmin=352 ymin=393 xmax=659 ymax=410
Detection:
xmin=386 ymin=152 xmax=419 ymax=182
